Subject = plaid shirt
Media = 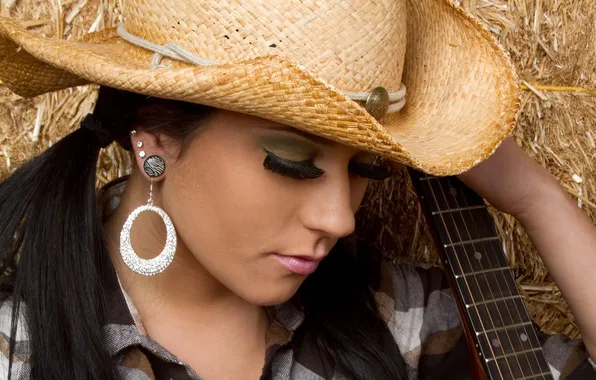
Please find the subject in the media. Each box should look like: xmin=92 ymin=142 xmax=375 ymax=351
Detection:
xmin=1 ymin=179 xmax=595 ymax=379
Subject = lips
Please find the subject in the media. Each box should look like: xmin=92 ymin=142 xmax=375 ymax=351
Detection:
xmin=274 ymin=254 xmax=321 ymax=275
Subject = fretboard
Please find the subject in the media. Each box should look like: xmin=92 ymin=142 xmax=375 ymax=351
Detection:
xmin=408 ymin=169 xmax=554 ymax=380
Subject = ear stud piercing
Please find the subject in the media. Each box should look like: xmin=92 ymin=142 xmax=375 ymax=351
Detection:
xmin=120 ymin=153 xmax=175 ymax=276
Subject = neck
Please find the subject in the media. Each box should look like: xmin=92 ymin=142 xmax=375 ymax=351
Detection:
xmin=408 ymin=169 xmax=553 ymax=379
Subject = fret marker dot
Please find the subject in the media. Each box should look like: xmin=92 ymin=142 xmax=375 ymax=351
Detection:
xmin=520 ymin=333 xmax=528 ymax=342
xmin=450 ymin=188 xmax=457 ymax=196
xmin=492 ymin=339 xmax=500 ymax=347
xmin=474 ymin=251 xmax=483 ymax=261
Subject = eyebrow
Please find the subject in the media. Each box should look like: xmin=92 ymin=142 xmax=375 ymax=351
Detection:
xmin=266 ymin=125 xmax=337 ymax=147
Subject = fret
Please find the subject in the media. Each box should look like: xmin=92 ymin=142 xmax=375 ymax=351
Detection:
xmin=444 ymin=236 xmax=500 ymax=248
xmin=476 ymin=309 xmax=550 ymax=376
xmin=418 ymin=175 xmax=485 ymax=213
xmin=468 ymin=297 xmax=532 ymax=332
xmin=455 ymin=266 xmax=510 ymax=278
xmin=483 ymin=321 xmax=534 ymax=334
xmin=443 ymin=175 xmax=487 ymax=208
xmin=490 ymin=348 xmax=543 ymax=361
xmin=431 ymin=205 xmax=486 ymax=215
xmin=517 ymin=372 xmax=555 ymax=380
xmin=466 ymin=294 xmax=523 ymax=307
xmin=409 ymin=169 xmax=554 ymax=379
xmin=432 ymin=208 xmax=499 ymax=245
xmin=486 ymin=351 xmax=554 ymax=380
xmin=477 ymin=324 xmax=545 ymax=362
xmin=446 ymin=240 xmax=509 ymax=276
xmin=456 ymin=268 xmax=519 ymax=306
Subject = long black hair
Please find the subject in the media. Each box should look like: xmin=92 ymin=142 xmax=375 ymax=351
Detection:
xmin=0 ymin=86 xmax=407 ymax=379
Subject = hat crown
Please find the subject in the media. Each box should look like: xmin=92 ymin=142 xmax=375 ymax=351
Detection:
xmin=122 ymin=0 xmax=406 ymax=93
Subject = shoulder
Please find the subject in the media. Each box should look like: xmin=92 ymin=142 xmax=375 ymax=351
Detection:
xmin=351 ymin=239 xmax=459 ymax=336
xmin=374 ymin=256 xmax=465 ymax=369
xmin=375 ymin=255 xmax=460 ymax=328
xmin=0 ymin=299 xmax=30 ymax=379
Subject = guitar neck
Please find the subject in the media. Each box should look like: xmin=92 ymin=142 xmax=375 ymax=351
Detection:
xmin=408 ymin=169 xmax=554 ymax=380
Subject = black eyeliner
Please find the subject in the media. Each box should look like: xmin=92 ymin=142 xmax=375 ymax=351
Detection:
xmin=263 ymin=151 xmax=324 ymax=180
xmin=262 ymin=149 xmax=392 ymax=181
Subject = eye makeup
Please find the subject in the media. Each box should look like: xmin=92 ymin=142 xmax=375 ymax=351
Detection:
xmin=258 ymin=129 xmax=393 ymax=181
xmin=258 ymin=131 xmax=323 ymax=179
xmin=348 ymin=160 xmax=393 ymax=180
xmin=259 ymin=134 xmax=320 ymax=161
xmin=262 ymin=150 xmax=393 ymax=181
xmin=263 ymin=151 xmax=325 ymax=180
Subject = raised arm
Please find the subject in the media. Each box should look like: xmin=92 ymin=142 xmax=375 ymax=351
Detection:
xmin=458 ymin=137 xmax=596 ymax=362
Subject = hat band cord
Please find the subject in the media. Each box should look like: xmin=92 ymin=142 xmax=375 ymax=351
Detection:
xmin=116 ymin=24 xmax=407 ymax=116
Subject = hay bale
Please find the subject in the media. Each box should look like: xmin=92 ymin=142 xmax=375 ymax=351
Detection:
xmin=0 ymin=0 xmax=126 ymax=183
xmin=1 ymin=0 xmax=595 ymax=338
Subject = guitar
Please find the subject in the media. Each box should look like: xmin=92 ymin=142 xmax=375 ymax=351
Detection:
xmin=408 ymin=169 xmax=554 ymax=380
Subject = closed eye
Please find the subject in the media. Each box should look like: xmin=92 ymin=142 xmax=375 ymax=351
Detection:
xmin=348 ymin=161 xmax=393 ymax=180
xmin=263 ymin=151 xmax=392 ymax=181
xmin=263 ymin=151 xmax=324 ymax=179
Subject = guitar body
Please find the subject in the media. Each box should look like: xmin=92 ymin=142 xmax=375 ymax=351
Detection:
xmin=408 ymin=169 xmax=554 ymax=380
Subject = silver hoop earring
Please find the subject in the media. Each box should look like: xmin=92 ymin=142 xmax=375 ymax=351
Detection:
xmin=120 ymin=177 xmax=176 ymax=276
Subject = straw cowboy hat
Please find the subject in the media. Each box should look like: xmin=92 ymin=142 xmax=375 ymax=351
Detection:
xmin=0 ymin=0 xmax=520 ymax=176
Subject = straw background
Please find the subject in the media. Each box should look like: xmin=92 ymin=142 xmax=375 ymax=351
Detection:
xmin=1 ymin=0 xmax=595 ymax=339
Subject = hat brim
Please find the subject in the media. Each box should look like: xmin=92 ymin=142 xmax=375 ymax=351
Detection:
xmin=0 ymin=0 xmax=520 ymax=176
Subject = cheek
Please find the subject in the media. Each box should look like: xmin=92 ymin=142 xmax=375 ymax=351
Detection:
xmin=160 ymin=133 xmax=304 ymax=304
xmin=167 ymin=142 xmax=291 ymax=251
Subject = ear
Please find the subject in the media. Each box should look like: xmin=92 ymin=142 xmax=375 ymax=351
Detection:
xmin=129 ymin=130 xmax=172 ymax=182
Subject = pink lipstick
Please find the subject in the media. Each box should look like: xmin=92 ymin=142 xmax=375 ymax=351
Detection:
xmin=274 ymin=254 xmax=320 ymax=275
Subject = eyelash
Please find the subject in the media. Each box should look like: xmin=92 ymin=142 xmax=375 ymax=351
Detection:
xmin=263 ymin=152 xmax=324 ymax=180
xmin=263 ymin=151 xmax=393 ymax=180
xmin=348 ymin=161 xmax=393 ymax=180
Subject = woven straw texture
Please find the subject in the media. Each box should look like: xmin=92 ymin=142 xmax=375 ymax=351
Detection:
xmin=0 ymin=0 xmax=520 ymax=175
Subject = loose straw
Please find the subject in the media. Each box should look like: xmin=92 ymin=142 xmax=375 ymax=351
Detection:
xmin=521 ymin=83 xmax=596 ymax=94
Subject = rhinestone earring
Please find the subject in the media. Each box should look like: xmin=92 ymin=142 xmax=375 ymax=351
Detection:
xmin=120 ymin=155 xmax=176 ymax=276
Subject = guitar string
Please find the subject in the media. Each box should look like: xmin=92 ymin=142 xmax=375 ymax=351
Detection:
xmin=450 ymin=176 xmax=551 ymax=379
xmin=430 ymin=176 xmax=518 ymax=379
xmin=445 ymin=176 xmax=538 ymax=379
xmin=443 ymin=177 xmax=529 ymax=378
xmin=422 ymin=175 xmax=510 ymax=379
xmin=446 ymin=177 xmax=538 ymax=379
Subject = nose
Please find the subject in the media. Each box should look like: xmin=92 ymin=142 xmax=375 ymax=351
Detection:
xmin=300 ymin=174 xmax=357 ymax=240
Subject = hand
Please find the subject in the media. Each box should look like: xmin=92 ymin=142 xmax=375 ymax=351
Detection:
xmin=457 ymin=137 xmax=563 ymax=219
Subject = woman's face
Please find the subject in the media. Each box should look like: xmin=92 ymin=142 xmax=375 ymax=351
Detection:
xmin=153 ymin=110 xmax=386 ymax=306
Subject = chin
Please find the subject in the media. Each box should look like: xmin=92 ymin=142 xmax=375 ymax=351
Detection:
xmin=242 ymin=279 xmax=303 ymax=306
